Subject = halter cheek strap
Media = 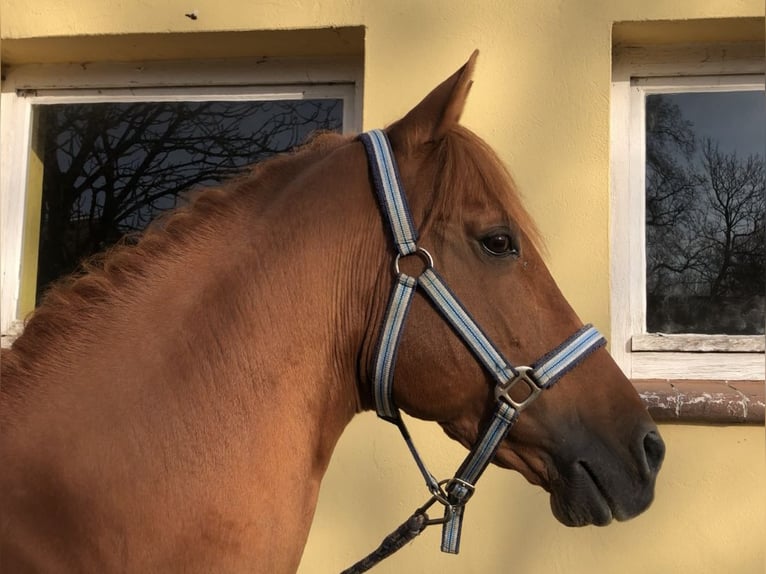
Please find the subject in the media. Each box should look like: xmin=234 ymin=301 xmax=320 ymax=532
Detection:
xmin=346 ymin=129 xmax=605 ymax=570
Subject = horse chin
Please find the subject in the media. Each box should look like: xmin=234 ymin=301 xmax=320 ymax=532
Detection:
xmin=548 ymin=459 xmax=661 ymax=527
xmin=492 ymin=446 xmax=642 ymax=527
xmin=548 ymin=462 xmax=615 ymax=527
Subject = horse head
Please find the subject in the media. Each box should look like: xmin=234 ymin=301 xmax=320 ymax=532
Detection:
xmin=363 ymin=51 xmax=663 ymax=528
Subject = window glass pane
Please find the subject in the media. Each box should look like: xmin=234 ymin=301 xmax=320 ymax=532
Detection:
xmin=31 ymin=99 xmax=343 ymax=301
xmin=645 ymin=90 xmax=765 ymax=335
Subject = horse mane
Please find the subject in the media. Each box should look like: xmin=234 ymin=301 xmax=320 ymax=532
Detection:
xmin=429 ymin=125 xmax=544 ymax=253
xmin=3 ymin=132 xmax=349 ymax=380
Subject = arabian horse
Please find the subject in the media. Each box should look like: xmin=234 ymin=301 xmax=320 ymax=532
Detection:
xmin=1 ymin=52 xmax=664 ymax=573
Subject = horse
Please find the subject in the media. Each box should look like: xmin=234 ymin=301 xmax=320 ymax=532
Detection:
xmin=0 ymin=51 xmax=664 ymax=573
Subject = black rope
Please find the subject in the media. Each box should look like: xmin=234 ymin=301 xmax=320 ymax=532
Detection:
xmin=341 ymin=511 xmax=428 ymax=574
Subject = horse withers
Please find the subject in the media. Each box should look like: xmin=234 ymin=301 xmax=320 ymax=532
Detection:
xmin=0 ymin=52 xmax=663 ymax=573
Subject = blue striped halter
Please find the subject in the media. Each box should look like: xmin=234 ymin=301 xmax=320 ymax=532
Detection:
xmin=355 ymin=129 xmax=605 ymax=561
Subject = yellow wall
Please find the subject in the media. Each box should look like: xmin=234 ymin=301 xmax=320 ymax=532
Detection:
xmin=307 ymin=419 xmax=764 ymax=573
xmin=2 ymin=1 xmax=764 ymax=572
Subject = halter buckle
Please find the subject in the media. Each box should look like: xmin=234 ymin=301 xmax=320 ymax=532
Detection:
xmin=443 ymin=477 xmax=476 ymax=507
xmin=494 ymin=366 xmax=543 ymax=411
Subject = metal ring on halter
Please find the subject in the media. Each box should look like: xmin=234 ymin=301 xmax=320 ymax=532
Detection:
xmin=394 ymin=247 xmax=434 ymax=277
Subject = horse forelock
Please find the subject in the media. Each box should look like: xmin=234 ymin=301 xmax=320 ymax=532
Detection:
xmin=425 ymin=126 xmax=544 ymax=254
xmin=3 ymin=131 xmax=350 ymax=380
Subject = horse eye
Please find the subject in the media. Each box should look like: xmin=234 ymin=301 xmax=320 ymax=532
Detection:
xmin=481 ymin=233 xmax=518 ymax=257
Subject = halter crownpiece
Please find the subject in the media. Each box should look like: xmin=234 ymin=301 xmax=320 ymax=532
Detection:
xmin=343 ymin=129 xmax=606 ymax=572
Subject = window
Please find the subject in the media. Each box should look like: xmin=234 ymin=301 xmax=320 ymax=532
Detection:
xmin=642 ymin=85 xmax=764 ymax=338
xmin=0 ymin=58 xmax=361 ymax=344
xmin=611 ymin=40 xmax=765 ymax=382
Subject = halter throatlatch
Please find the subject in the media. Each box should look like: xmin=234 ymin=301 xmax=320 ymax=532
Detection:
xmin=343 ymin=129 xmax=606 ymax=572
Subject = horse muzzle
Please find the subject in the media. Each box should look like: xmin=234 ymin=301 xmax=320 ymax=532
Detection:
xmin=548 ymin=423 xmax=665 ymax=527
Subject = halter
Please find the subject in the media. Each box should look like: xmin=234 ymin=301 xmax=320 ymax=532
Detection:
xmin=343 ymin=129 xmax=606 ymax=572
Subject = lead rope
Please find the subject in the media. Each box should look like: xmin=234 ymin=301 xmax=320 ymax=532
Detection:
xmin=339 ymin=513 xmax=428 ymax=574
xmin=342 ymin=130 xmax=606 ymax=572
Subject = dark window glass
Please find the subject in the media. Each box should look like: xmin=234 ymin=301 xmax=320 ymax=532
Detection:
xmin=645 ymin=90 xmax=765 ymax=335
xmin=31 ymin=99 xmax=343 ymax=301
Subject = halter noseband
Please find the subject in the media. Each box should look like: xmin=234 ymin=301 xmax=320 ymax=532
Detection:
xmin=345 ymin=129 xmax=605 ymax=571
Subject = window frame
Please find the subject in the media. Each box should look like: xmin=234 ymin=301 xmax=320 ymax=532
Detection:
xmin=610 ymin=43 xmax=765 ymax=382
xmin=0 ymin=57 xmax=362 ymax=341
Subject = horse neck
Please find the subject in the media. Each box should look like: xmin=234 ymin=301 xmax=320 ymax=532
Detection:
xmin=0 ymin=139 xmax=396 ymax=573
xmin=5 ymin=137 xmax=387 ymax=480
xmin=241 ymin=141 xmax=388 ymax=398
xmin=156 ymin=150 xmax=386 ymax=468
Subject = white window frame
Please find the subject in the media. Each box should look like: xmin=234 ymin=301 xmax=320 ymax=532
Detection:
xmin=0 ymin=57 xmax=362 ymax=339
xmin=610 ymin=44 xmax=765 ymax=380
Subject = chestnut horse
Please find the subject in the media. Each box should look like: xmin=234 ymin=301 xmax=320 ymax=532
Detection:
xmin=0 ymin=52 xmax=663 ymax=573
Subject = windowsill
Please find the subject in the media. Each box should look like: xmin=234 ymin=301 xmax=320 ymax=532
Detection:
xmin=1 ymin=321 xmax=24 ymax=349
xmin=632 ymin=333 xmax=765 ymax=353
xmin=635 ymin=379 xmax=765 ymax=424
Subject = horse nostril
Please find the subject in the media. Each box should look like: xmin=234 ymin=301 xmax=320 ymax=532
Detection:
xmin=642 ymin=429 xmax=665 ymax=476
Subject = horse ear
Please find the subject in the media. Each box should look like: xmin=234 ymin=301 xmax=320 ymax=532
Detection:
xmin=387 ymin=50 xmax=478 ymax=152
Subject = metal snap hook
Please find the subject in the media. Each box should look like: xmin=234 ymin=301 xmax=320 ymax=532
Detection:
xmin=416 ymin=493 xmax=454 ymax=526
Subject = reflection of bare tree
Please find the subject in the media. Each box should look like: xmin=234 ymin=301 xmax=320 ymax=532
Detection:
xmin=645 ymin=95 xmax=764 ymax=334
xmin=36 ymin=100 xmax=342 ymax=297
xmin=698 ymin=140 xmax=765 ymax=300
xmin=645 ymin=96 xmax=703 ymax=299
